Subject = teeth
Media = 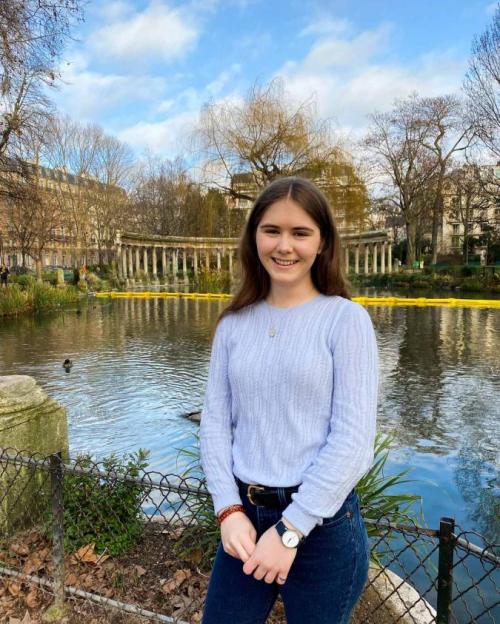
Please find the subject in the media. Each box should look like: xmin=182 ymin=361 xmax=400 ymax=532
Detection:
xmin=274 ymin=258 xmax=297 ymax=265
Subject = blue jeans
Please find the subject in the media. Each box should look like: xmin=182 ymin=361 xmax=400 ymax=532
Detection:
xmin=202 ymin=482 xmax=369 ymax=624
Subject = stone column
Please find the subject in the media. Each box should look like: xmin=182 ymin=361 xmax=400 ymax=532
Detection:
xmin=116 ymin=244 xmax=122 ymax=278
xmin=122 ymin=247 xmax=128 ymax=280
xmin=143 ymin=248 xmax=148 ymax=275
xmin=162 ymin=248 xmax=167 ymax=279
xmin=135 ymin=247 xmax=140 ymax=275
xmin=364 ymin=244 xmax=369 ymax=274
xmin=152 ymin=247 xmax=158 ymax=279
xmin=388 ymin=244 xmax=392 ymax=274
xmin=173 ymin=249 xmax=178 ymax=278
xmin=344 ymin=247 xmax=349 ymax=274
xmin=228 ymin=250 xmax=233 ymax=278
xmin=381 ymin=242 xmax=386 ymax=275
xmin=373 ymin=244 xmax=378 ymax=274
xmin=128 ymin=246 xmax=133 ymax=279
xmin=217 ymin=249 xmax=221 ymax=271
xmin=182 ymin=249 xmax=187 ymax=277
xmin=354 ymin=245 xmax=360 ymax=274
xmin=193 ymin=249 xmax=198 ymax=276
xmin=205 ymin=249 xmax=210 ymax=270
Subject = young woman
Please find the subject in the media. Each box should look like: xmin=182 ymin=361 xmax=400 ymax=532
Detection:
xmin=200 ymin=176 xmax=378 ymax=624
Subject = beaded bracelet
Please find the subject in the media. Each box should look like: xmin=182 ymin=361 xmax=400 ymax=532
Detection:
xmin=217 ymin=504 xmax=245 ymax=525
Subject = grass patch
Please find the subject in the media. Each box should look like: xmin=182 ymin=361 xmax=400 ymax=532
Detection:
xmin=0 ymin=282 xmax=81 ymax=317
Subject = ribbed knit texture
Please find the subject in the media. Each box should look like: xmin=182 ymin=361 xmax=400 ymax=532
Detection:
xmin=200 ymin=294 xmax=379 ymax=536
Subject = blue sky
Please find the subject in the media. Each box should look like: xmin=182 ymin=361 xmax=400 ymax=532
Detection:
xmin=53 ymin=0 xmax=497 ymax=159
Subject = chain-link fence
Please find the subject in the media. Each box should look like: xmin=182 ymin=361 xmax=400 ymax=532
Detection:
xmin=0 ymin=448 xmax=498 ymax=624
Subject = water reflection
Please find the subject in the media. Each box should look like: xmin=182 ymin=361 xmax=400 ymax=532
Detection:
xmin=0 ymin=295 xmax=498 ymax=540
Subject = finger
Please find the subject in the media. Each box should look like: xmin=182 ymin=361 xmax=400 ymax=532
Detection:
xmin=242 ymin=559 xmax=258 ymax=575
xmin=253 ymin=565 xmax=267 ymax=581
xmin=241 ymin=533 xmax=256 ymax=556
xmin=276 ymin=575 xmax=287 ymax=585
xmin=234 ymin=542 xmax=250 ymax=563
xmin=264 ymin=570 xmax=277 ymax=584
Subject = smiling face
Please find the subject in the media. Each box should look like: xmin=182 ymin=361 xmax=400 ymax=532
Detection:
xmin=255 ymin=197 xmax=323 ymax=292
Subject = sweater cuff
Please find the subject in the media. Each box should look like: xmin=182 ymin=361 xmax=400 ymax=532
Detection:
xmin=282 ymin=501 xmax=321 ymax=537
xmin=212 ymin=491 xmax=243 ymax=516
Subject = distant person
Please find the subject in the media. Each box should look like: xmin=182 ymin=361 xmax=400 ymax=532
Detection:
xmin=200 ymin=177 xmax=379 ymax=624
xmin=0 ymin=265 xmax=9 ymax=288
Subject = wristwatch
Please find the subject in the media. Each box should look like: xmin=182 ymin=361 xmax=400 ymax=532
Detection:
xmin=275 ymin=520 xmax=304 ymax=548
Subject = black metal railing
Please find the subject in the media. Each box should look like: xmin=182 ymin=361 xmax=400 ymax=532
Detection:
xmin=0 ymin=448 xmax=498 ymax=623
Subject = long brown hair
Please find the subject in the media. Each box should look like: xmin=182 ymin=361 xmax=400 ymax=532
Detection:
xmin=219 ymin=176 xmax=350 ymax=321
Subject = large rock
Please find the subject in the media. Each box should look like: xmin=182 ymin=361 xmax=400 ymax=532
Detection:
xmin=0 ymin=375 xmax=69 ymax=535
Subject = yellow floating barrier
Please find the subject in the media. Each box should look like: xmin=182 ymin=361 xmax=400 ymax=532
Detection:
xmin=94 ymin=292 xmax=500 ymax=308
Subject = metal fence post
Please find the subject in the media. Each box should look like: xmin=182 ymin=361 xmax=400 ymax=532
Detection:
xmin=436 ymin=516 xmax=455 ymax=624
xmin=49 ymin=452 xmax=65 ymax=611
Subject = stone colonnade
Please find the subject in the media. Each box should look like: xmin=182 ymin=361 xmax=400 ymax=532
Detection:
xmin=115 ymin=233 xmax=393 ymax=281
xmin=343 ymin=240 xmax=393 ymax=275
xmin=116 ymin=242 xmax=237 ymax=282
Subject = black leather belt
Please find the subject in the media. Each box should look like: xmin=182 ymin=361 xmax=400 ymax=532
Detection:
xmin=236 ymin=477 xmax=299 ymax=507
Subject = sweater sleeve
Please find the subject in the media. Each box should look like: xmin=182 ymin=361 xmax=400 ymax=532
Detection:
xmin=282 ymin=302 xmax=379 ymax=536
xmin=200 ymin=315 xmax=242 ymax=514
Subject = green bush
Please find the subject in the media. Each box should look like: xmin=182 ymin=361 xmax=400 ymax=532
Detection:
xmin=42 ymin=271 xmax=58 ymax=286
xmin=0 ymin=284 xmax=30 ymax=316
xmin=84 ymin=272 xmax=103 ymax=291
xmin=62 ymin=449 xmax=150 ymax=556
xmin=194 ymin=268 xmax=231 ymax=293
xmin=461 ymin=277 xmax=484 ymax=292
xmin=11 ymin=273 xmax=37 ymax=289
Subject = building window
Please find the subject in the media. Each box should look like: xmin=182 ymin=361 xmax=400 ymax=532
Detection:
xmin=452 ymin=224 xmax=460 ymax=234
xmin=451 ymin=235 xmax=461 ymax=249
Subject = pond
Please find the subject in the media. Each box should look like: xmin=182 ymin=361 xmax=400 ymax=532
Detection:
xmin=1 ymin=291 xmax=497 ymax=543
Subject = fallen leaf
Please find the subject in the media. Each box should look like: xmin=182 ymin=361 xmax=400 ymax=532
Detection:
xmin=9 ymin=542 xmax=29 ymax=557
xmin=64 ymin=573 xmax=78 ymax=586
xmin=160 ymin=569 xmax=191 ymax=594
xmin=134 ymin=565 xmax=146 ymax=577
xmin=22 ymin=554 xmax=45 ymax=575
xmin=25 ymin=587 xmax=40 ymax=609
xmin=7 ymin=581 xmax=21 ymax=597
xmin=70 ymin=543 xmax=109 ymax=565
xmin=21 ymin=609 xmax=33 ymax=623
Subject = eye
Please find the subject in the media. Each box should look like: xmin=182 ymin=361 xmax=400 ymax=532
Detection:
xmin=294 ymin=231 xmax=308 ymax=237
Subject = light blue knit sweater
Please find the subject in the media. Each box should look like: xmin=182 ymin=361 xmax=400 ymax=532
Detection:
xmin=200 ymin=294 xmax=379 ymax=536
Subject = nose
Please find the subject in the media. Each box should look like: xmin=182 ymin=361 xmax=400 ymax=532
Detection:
xmin=276 ymin=234 xmax=293 ymax=254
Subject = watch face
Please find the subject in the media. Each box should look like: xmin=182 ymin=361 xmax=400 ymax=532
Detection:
xmin=283 ymin=530 xmax=300 ymax=548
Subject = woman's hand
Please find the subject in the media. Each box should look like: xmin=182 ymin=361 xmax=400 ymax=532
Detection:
xmin=220 ymin=512 xmax=257 ymax=562
xmin=242 ymin=525 xmax=298 ymax=584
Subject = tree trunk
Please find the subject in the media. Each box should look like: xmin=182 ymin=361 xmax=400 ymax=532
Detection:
xmin=35 ymin=257 xmax=43 ymax=282
xmin=406 ymin=219 xmax=417 ymax=267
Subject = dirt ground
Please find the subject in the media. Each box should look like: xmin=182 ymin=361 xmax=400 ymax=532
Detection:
xmin=0 ymin=524 xmax=397 ymax=624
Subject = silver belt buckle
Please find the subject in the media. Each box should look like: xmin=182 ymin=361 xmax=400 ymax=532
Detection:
xmin=247 ymin=484 xmax=265 ymax=505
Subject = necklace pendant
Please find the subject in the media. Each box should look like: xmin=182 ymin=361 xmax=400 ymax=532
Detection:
xmin=268 ymin=327 xmax=276 ymax=337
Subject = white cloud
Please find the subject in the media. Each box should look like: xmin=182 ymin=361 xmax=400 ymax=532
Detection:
xmin=89 ymin=1 xmax=199 ymax=61
xmin=118 ymin=110 xmax=198 ymax=154
xmin=55 ymin=58 xmax=167 ymax=120
xmin=276 ymin=24 xmax=466 ymax=136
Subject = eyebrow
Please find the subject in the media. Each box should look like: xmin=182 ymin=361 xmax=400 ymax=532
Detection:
xmin=258 ymin=223 xmax=315 ymax=232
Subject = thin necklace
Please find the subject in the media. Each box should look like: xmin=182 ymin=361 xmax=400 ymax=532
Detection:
xmin=265 ymin=289 xmax=318 ymax=337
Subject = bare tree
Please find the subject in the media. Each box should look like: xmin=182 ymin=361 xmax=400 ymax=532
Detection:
xmin=417 ymin=95 xmax=474 ymax=264
xmin=0 ymin=1 xmax=83 ymax=158
xmin=193 ymin=78 xmax=343 ymax=196
xmin=464 ymin=4 xmax=500 ymax=156
xmin=364 ymin=94 xmax=435 ymax=266
xmin=447 ymin=164 xmax=495 ymax=263
xmin=6 ymin=153 xmax=61 ymax=279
